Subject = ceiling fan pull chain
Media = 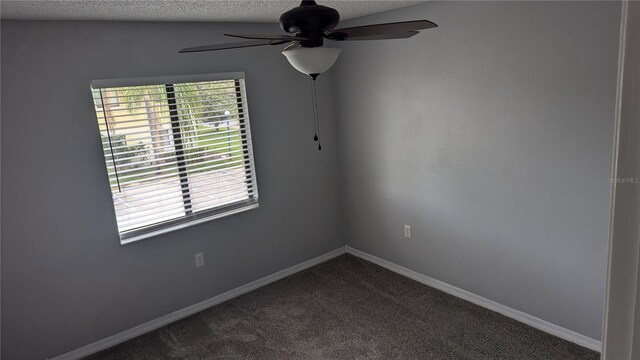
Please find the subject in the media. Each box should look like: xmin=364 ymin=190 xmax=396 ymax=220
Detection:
xmin=310 ymin=78 xmax=319 ymax=142
xmin=311 ymin=77 xmax=322 ymax=151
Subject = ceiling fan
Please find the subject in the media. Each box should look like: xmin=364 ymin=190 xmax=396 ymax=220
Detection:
xmin=180 ymin=0 xmax=437 ymax=150
xmin=180 ymin=0 xmax=437 ymax=78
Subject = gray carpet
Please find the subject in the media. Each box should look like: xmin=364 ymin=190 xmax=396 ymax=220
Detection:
xmin=86 ymin=254 xmax=599 ymax=359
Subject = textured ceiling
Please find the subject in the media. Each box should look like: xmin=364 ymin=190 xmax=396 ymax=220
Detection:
xmin=0 ymin=1 xmax=427 ymax=22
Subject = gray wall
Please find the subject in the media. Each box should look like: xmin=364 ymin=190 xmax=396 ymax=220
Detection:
xmin=334 ymin=1 xmax=620 ymax=340
xmin=0 ymin=21 xmax=343 ymax=359
xmin=603 ymin=1 xmax=640 ymax=359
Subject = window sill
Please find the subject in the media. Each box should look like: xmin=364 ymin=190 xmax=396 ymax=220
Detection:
xmin=119 ymin=202 xmax=259 ymax=245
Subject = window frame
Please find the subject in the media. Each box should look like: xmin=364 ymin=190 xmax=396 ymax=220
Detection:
xmin=91 ymin=72 xmax=259 ymax=244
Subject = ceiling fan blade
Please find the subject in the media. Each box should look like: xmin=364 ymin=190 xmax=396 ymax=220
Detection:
xmin=325 ymin=20 xmax=437 ymax=41
xmin=327 ymin=31 xmax=419 ymax=41
xmin=224 ymin=33 xmax=307 ymax=41
xmin=179 ymin=39 xmax=288 ymax=53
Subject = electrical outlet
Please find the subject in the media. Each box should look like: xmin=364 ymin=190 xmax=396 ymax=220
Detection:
xmin=404 ymin=225 xmax=412 ymax=238
xmin=195 ymin=253 xmax=205 ymax=268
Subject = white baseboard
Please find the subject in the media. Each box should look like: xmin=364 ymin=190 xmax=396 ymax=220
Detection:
xmin=52 ymin=245 xmax=600 ymax=359
xmin=345 ymin=246 xmax=602 ymax=352
xmin=51 ymin=246 xmax=346 ymax=360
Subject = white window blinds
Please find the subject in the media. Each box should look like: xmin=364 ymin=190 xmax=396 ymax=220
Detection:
xmin=91 ymin=72 xmax=258 ymax=244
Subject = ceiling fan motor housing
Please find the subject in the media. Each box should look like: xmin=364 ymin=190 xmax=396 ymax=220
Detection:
xmin=279 ymin=0 xmax=339 ymax=47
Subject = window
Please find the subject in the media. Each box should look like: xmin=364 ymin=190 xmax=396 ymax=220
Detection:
xmin=91 ymin=88 xmax=120 ymax=109
xmin=91 ymin=72 xmax=258 ymax=244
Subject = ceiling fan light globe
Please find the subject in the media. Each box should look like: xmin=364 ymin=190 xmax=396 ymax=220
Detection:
xmin=282 ymin=47 xmax=342 ymax=76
